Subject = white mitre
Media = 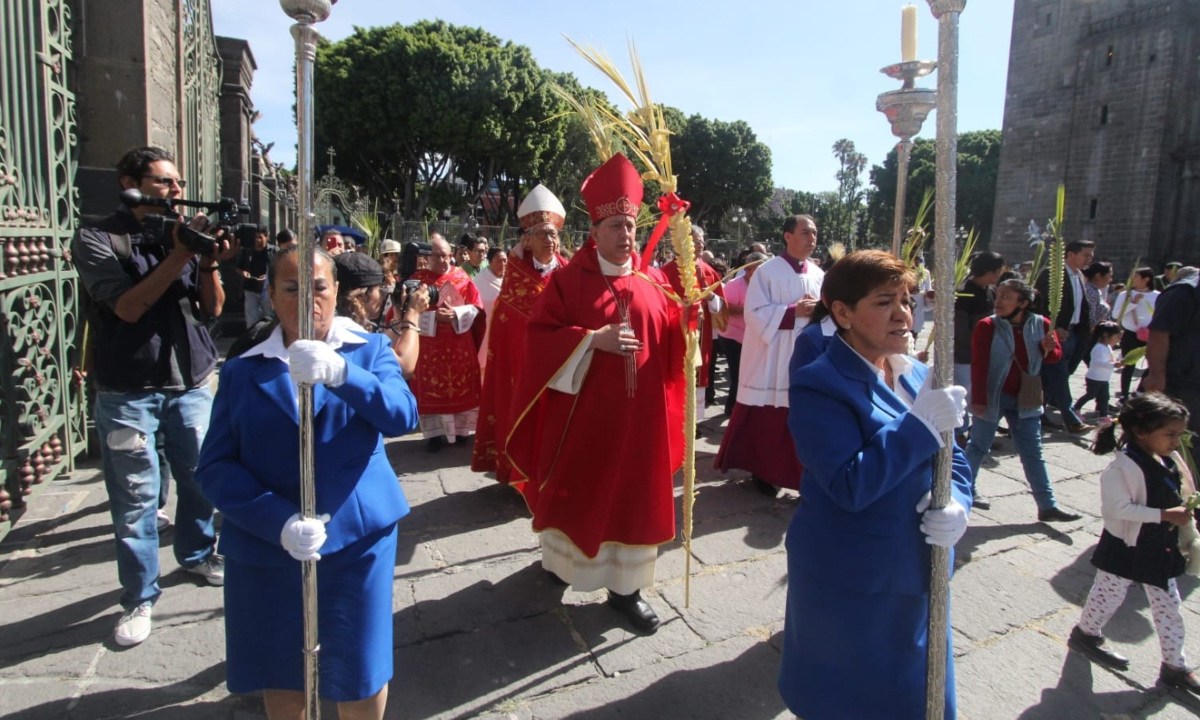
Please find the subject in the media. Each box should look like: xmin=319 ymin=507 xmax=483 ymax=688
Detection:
xmin=517 ymin=184 xmax=566 ymax=230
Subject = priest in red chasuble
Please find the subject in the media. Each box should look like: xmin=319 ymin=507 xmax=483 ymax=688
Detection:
xmin=471 ymin=185 xmax=570 ymax=482
xmin=662 ymin=225 xmax=725 ymax=420
xmin=506 ymin=154 xmax=685 ymax=635
xmin=410 ymin=233 xmax=483 ymax=452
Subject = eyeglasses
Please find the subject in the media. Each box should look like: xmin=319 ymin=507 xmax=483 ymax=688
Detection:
xmin=147 ymin=176 xmax=187 ymax=189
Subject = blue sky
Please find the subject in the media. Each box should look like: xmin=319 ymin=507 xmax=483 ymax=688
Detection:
xmin=214 ymin=1 xmax=1013 ymax=194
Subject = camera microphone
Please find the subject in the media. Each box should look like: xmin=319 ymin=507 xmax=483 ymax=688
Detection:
xmin=120 ymin=188 xmax=173 ymax=210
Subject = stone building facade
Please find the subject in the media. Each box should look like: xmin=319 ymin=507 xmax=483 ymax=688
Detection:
xmin=991 ymin=0 xmax=1200 ymax=272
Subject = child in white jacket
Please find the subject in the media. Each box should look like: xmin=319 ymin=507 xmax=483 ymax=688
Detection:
xmin=1067 ymin=392 xmax=1200 ymax=692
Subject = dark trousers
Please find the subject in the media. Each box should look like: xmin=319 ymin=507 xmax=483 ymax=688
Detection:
xmin=1074 ymin=378 xmax=1112 ymax=416
xmin=1118 ymin=330 xmax=1145 ymax=398
xmin=706 ymin=336 xmax=720 ymax=406
xmin=1042 ymin=326 xmax=1086 ymax=426
xmin=720 ymin=338 xmax=743 ymax=416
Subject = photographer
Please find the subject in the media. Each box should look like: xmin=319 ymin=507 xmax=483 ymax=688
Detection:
xmin=238 ymin=226 xmax=274 ymax=327
xmin=72 ymin=145 xmax=239 ymax=647
xmin=335 ymin=252 xmax=430 ymax=377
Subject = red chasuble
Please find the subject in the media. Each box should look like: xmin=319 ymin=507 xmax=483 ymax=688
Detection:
xmin=662 ymin=259 xmax=725 ymax=388
xmin=471 ymin=253 xmax=568 ymax=481
xmin=410 ymin=266 xmax=483 ymax=414
xmin=505 ymin=243 xmax=685 ymax=557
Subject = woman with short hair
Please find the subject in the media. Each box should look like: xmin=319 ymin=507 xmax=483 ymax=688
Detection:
xmin=1111 ymin=266 xmax=1160 ymax=401
xmin=197 ymin=248 xmax=418 ymax=719
xmin=782 ymin=250 xmax=973 ymax=719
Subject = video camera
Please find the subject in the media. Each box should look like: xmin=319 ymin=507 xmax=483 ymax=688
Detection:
xmin=120 ymin=189 xmax=258 ymax=257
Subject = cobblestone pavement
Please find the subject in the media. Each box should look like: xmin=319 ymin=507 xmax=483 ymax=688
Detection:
xmin=2 ymin=355 xmax=1199 ymax=719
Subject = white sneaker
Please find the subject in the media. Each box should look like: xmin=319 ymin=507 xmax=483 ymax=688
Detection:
xmin=114 ymin=603 xmax=152 ymax=647
xmin=156 ymin=509 xmax=171 ymax=531
xmin=186 ymin=554 xmax=225 ymax=586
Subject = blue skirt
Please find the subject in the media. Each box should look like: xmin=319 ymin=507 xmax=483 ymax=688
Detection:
xmin=778 ymin=573 xmax=956 ymax=720
xmin=224 ymin=524 xmax=397 ymax=701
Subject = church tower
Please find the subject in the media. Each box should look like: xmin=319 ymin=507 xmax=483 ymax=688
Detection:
xmin=991 ymin=0 xmax=1200 ymax=270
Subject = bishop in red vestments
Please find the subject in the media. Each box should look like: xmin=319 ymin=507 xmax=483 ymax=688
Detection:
xmin=506 ymin=154 xmax=685 ymax=634
xmin=471 ymin=185 xmax=569 ymax=482
xmin=410 ymin=233 xmax=484 ymax=451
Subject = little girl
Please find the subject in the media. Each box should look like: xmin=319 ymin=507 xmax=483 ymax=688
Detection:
xmin=1073 ymin=321 xmax=1123 ymax=418
xmin=1068 ymin=392 xmax=1200 ymax=691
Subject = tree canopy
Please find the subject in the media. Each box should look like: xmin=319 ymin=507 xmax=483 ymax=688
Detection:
xmin=664 ymin=109 xmax=773 ymax=225
xmin=866 ymin=129 xmax=1002 ymax=244
xmin=314 ymin=21 xmax=566 ymax=223
xmin=312 ymin=20 xmax=773 ymax=227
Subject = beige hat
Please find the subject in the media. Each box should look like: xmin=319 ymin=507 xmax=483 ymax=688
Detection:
xmin=379 ymin=238 xmax=402 ymax=255
xmin=517 ymin=184 xmax=566 ymax=230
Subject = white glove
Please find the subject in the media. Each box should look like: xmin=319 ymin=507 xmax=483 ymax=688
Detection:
xmin=916 ymin=491 xmax=969 ymax=548
xmin=909 ymin=373 xmax=967 ymax=435
xmin=280 ymin=513 xmax=331 ymax=561
xmin=288 ymin=340 xmax=347 ymax=387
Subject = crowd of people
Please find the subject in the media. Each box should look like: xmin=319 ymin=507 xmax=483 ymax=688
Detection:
xmin=72 ymin=144 xmax=1200 ymax=719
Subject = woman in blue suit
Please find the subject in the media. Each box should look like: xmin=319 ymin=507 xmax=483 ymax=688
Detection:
xmin=197 ymin=248 xmax=418 ymax=720
xmin=782 ymin=250 xmax=973 ymax=719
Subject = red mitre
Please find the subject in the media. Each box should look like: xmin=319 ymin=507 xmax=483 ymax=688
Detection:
xmin=580 ymin=153 xmax=643 ymax=224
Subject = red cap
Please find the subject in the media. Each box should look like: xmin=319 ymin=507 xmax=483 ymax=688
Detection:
xmin=580 ymin=153 xmax=643 ymax=224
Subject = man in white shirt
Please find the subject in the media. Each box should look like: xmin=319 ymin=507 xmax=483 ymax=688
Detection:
xmin=715 ymin=216 xmax=824 ymax=497
xmin=472 ymin=247 xmax=507 ymax=371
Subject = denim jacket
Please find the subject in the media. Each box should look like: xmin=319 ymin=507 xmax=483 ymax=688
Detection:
xmin=980 ymin=313 xmax=1047 ymax=422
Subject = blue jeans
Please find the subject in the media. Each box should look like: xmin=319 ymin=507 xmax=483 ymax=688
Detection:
xmin=95 ymin=386 xmax=217 ymax=610
xmin=964 ymin=394 xmax=1057 ymax=511
xmin=1041 ymin=328 xmax=1084 ymax=426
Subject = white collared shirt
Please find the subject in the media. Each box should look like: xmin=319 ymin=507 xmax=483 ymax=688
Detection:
xmin=596 ymin=252 xmax=633 ymax=277
xmin=843 ymin=344 xmax=917 ymax=407
xmin=241 ymin=315 xmax=369 ymax=366
xmin=1069 ymin=267 xmax=1084 ymax=326
xmin=532 ymin=255 xmax=560 ymax=276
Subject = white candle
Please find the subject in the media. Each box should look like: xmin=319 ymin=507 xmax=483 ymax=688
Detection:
xmin=901 ymin=4 xmax=918 ymax=62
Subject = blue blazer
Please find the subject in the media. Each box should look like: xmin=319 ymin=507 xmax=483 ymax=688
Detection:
xmin=197 ymin=333 xmax=418 ymax=566
xmin=787 ymin=334 xmax=973 ymax=595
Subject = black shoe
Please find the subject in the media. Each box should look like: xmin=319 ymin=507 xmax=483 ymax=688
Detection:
xmin=1042 ymin=416 xmax=1064 ymax=430
xmin=695 ymin=425 xmax=703 ymax=439
xmin=1039 ymin=507 xmax=1083 ymax=522
xmin=1159 ymin=663 xmax=1200 ymax=693
xmin=1068 ymin=627 xmax=1130 ymax=670
xmin=607 ymin=590 xmax=661 ymax=634
xmin=456 ymin=434 xmax=472 ymax=444
xmin=750 ymin=476 xmax=780 ymax=498
xmin=1066 ymin=422 xmax=1096 ymax=435
xmin=997 ymin=425 xmax=1011 ymax=438
xmin=972 ymin=495 xmax=991 ymax=511
xmin=426 ymin=436 xmax=446 ymax=453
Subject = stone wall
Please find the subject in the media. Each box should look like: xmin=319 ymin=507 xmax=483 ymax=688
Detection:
xmin=70 ymin=0 xmax=225 ymax=220
xmin=991 ymin=0 xmax=1200 ymax=273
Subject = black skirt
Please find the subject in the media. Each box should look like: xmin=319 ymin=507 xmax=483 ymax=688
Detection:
xmin=1091 ymin=526 xmax=1184 ymax=590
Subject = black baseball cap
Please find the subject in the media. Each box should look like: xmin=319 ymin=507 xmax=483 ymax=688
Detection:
xmin=334 ymin=252 xmax=384 ymax=289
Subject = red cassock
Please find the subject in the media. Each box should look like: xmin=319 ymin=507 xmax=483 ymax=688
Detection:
xmin=505 ymin=244 xmax=685 ymax=557
xmin=410 ymin=266 xmax=483 ymax=414
xmin=661 ymin=259 xmax=725 ymax=388
xmin=470 ymin=252 xmax=568 ymax=481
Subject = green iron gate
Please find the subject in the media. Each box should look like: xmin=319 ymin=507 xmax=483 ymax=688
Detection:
xmin=0 ymin=0 xmax=83 ymax=534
